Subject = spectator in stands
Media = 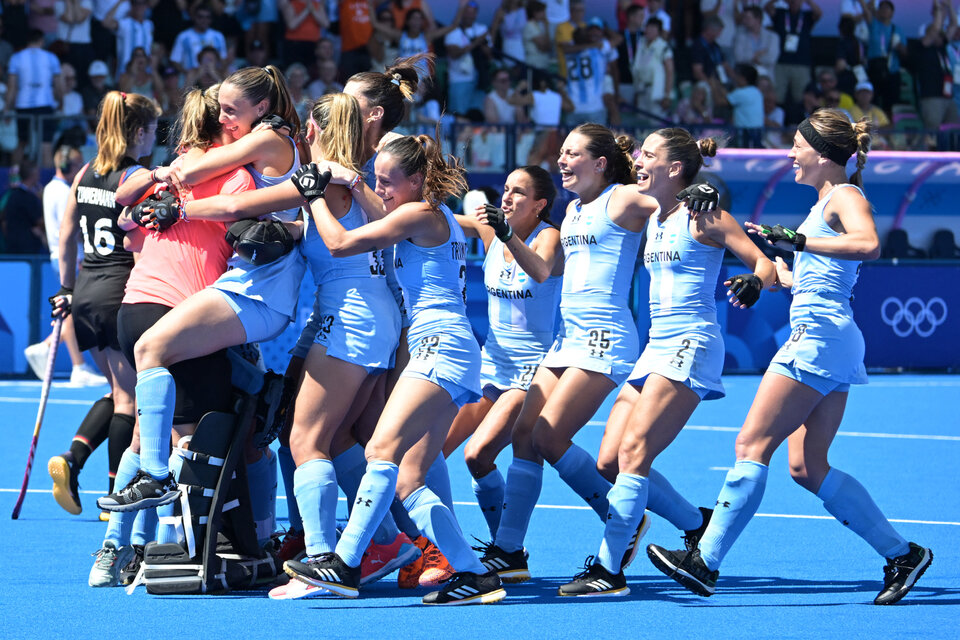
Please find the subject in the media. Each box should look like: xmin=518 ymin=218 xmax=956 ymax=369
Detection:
xmin=484 ymin=67 xmax=525 ymax=124
xmin=841 ymin=0 xmax=870 ymax=42
xmin=286 ymin=62 xmax=313 ymax=124
xmin=0 ymin=159 xmax=46 ymax=254
xmin=338 ymin=0 xmax=374 ymax=80
xmin=170 ymin=3 xmax=227 ymax=75
xmin=823 ymin=87 xmax=854 ymax=121
xmin=916 ymin=3 xmax=960 ymax=131
xmin=616 ymin=5 xmax=646 ymax=110
xmin=370 ymin=1 xmax=466 ymax=76
xmin=104 ymin=0 xmax=154 ymax=85
xmin=712 ymin=62 xmax=764 ymax=147
xmin=307 ymin=58 xmax=343 ymax=97
xmin=29 ymin=0 xmax=59 ymax=44
xmin=387 ymin=0 xmax=438 ymax=31
xmin=445 ymin=1 xmax=491 ymax=115
xmin=692 ymin=16 xmax=731 ymax=86
xmin=308 ymin=37 xmax=338 ymax=82
xmin=6 ymin=29 xmax=62 ymax=164
xmin=57 ymin=62 xmax=86 ymax=134
xmin=555 ymin=0 xmax=587 ymax=78
xmin=495 ymin=0 xmax=528 ymax=66
xmin=835 ymin=15 xmax=867 ymax=97
xmin=278 ymin=0 xmax=330 ymax=68
xmin=805 ymin=69 xmax=853 ymax=112
xmin=155 ymin=62 xmax=182 ymax=116
xmin=368 ymin=5 xmax=399 ymax=73
xmin=118 ymin=46 xmax=157 ymax=98
xmin=763 ymin=86 xmax=787 ymax=147
xmin=632 ymin=17 xmax=674 ymax=124
xmin=676 ymin=81 xmax=715 ymax=124
xmin=523 ymin=1 xmax=552 ymax=73
xmin=236 ymin=0 xmax=279 ymax=59
xmin=646 ymin=0 xmax=672 ymax=40
xmin=57 ymin=0 xmax=95 ymax=87
xmin=240 ymin=38 xmax=271 ymax=70
xmin=850 ymin=81 xmax=890 ymax=128
xmin=563 ymin=22 xmax=618 ymax=126
xmin=81 ymin=60 xmax=110 ymax=118
xmin=186 ymin=45 xmax=224 ymax=90
xmin=768 ymin=0 xmax=822 ymax=122
xmin=733 ymin=6 xmax=779 ymax=80
xmin=546 ymin=0 xmax=570 ymax=40
xmin=518 ymin=73 xmax=572 ymax=170
xmin=702 ymin=0 xmax=735 ymax=58
xmin=859 ymin=0 xmax=905 ymax=112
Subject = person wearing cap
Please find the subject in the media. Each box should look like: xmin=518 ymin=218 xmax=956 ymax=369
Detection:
xmin=82 ymin=60 xmax=112 ymax=118
xmin=849 ymin=81 xmax=889 ymax=128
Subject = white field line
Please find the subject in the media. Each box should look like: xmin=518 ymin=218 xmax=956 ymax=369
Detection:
xmin=585 ymin=421 xmax=960 ymax=442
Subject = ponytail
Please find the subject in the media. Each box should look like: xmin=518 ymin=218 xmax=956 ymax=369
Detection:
xmin=571 ymin=124 xmax=636 ymax=185
xmin=93 ymin=90 xmax=161 ymax=174
xmin=382 ymin=125 xmax=467 ymax=210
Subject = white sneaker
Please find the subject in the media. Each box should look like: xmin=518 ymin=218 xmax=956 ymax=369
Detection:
xmin=89 ymin=541 xmax=135 ymax=587
xmin=23 ymin=342 xmax=49 ymax=380
xmin=268 ymin=578 xmax=326 ymax=600
xmin=70 ymin=363 xmax=108 ymax=387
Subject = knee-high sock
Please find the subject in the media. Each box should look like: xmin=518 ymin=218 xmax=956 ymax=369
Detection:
xmin=472 ymin=468 xmax=505 ymax=540
xmin=425 ymin=454 xmax=455 ymax=514
xmin=294 ymin=458 xmax=339 ymax=556
xmin=335 ymin=461 xmax=398 ymax=567
xmin=104 ymin=448 xmax=142 ymax=547
xmin=494 ymin=458 xmax=543 ymax=553
xmin=818 ymin=467 xmax=910 ymax=559
xmin=390 ymin=497 xmax=421 ymax=540
xmin=597 ymin=473 xmax=649 ymax=573
xmin=136 ymin=367 xmax=176 ymax=479
xmin=106 ymin=413 xmax=135 ymax=494
xmin=646 ymin=468 xmax=703 ymax=531
xmin=157 ymin=445 xmax=186 ymax=545
xmin=69 ymin=396 xmax=113 ymax=468
xmin=699 ymin=460 xmax=768 ymax=571
xmin=332 ymin=444 xmax=400 ymax=545
xmin=247 ymin=449 xmax=278 ymax=547
xmin=552 ymin=444 xmax=611 ymax=519
xmin=404 ymin=486 xmax=485 ymax=574
xmin=277 ymin=446 xmax=302 ymax=532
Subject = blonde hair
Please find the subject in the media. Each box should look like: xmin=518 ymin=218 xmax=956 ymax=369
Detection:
xmin=807 ymin=108 xmax=872 ymax=188
xmin=92 ymin=91 xmax=162 ymax=174
xmin=311 ymin=93 xmax=363 ymax=175
xmin=224 ymin=65 xmax=301 ymax=136
xmin=175 ymin=84 xmax=221 ymax=152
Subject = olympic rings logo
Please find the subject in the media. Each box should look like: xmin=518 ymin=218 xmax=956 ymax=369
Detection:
xmin=880 ymin=297 xmax=948 ymax=338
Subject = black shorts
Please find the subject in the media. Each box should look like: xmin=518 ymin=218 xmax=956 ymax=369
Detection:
xmin=73 ymin=264 xmax=132 ymax=352
xmin=117 ymin=302 xmax=233 ymax=424
xmin=15 ymin=106 xmax=57 ymax=144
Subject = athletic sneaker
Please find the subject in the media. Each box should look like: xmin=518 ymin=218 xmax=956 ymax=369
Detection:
xmin=418 ymin=539 xmax=455 ymax=587
xmin=874 ymin=542 xmax=933 ymax=605
xmin=23 ymin=342 xmax=49 ymax=380
xmin=397 ymin=536 xmax=430 ymax=588
xmin=99 ymin=511 xmax=110 ymax=522
xmin=268 ymin=577 xmax=326 ymax=600
xmin=422 ymin=570 xmax=506 ymax=605
xmin=120 ymin=545 xmax=144 ymax=586
xmin=559 ymin=556 xmax=630 ymax=597
xmin=97 ymin=469 xmax=180 ymax=512
xmin=284 ymin=553 xmax=361 ymax=598
xmin=474 ymin=540 xmax=531 ymax=583
xmin=621 ymin=512 xmax=652 ymax=570
xmin=646 ymin=545 xmax=718 ymax=597
xmin=70 ymin=363 xmax=108 ymax=387
xmin=89 ymin=541 xmax=135 ymax=588
xmin=276 ymin=529 xmax=306 ymax=562
xmin=683 ymin=507 xmax=714 ymax=552
xmin=48 ymin=452 xmax=82 ymax=515
xmin=361 ymin=534 xmax=421 ymax=585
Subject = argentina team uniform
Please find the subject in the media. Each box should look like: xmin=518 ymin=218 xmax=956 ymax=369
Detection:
xmin=479 ymin=221 xmax=561 ymax=399
xmin=366 ymin=151 xmax=410 ymax=331
xmin=566 ymin=41 xmax=616 ymax=120
xmin=209 ymin=138 xmax=306 ymax=343
xmin=297 ymin=197 xmax=401 ymax=372
xmin=768 ymin=184 xmax=868 ymax=394
xmin=541 ymin=184 xmax=641 ymax=384
xmin=628 ymin=205 xmax=725 ymax=400
xmin=396 ymin=204 xmax=481 ymax=407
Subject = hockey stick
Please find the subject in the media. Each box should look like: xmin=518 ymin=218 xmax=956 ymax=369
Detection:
xmin=11 ymin=317 xmax=63 ymax=519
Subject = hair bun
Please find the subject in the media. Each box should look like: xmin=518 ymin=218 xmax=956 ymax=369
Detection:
xmin=697 ymin=137 xmax=718 ymax=158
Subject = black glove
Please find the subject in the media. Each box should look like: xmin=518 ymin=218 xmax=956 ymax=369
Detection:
xmin=133 ymin=191 xmax=182 ymax=231
xmin=258 ymin=114 xmax=294 ymax=133
xmin=676 ymin=182 xmax=719 ymax=213
xmin=226 ymin=219 xmax=295 ymax=266
xmin=483 ymin=203 xmax=514 ymax=243
xmin=49 ymin=286 xmax=73 ymax=318
xmin=291 ymin=163 xmax=332 ymax=202
xmin=726 ymin=273 xmax=763 ymax=308
xmin=760 ymin=223 xmax=806 ymax=251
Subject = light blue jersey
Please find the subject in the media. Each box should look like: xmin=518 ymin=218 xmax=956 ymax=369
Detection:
xmin=770 ymin=184 xmax=868 ymax=388
xmin=302 ymin=197 xmax=386 ymax=284
xmin=628 ymin=205 xmax=725 ymax=400
xmin=366 ymin=149 xmax=409 ymax=328
xmin=480 ymin=222 xmax=561 ymax=395
xmin=396 ymin=204 xmax=481 ymax=406
xmin=541 ymin=184 xmax=642 ymax=383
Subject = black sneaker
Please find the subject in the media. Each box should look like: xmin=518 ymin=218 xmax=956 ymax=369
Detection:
xmin=473 ymin=540 xmax=530 ymax=583
xmin=647 ymin=545 xmax=718 ymax=597
xmin=97 ymin=470 xmax=180 ymax=512
xmin=559 ymin=556 xmax=629 ymax=597
xmin=683 ymin=506 xmax=714 ymax=552
xmin=48 ymin=452 xmax=82 ymax=515
xmin=874 ymin=542 xmax=933 ymax=605
xmin=284 ymin=553 xmax=360 ymax=598
xmin=422 ymin=570 xmax=506 ymax=605
xmin=120 ymin=544 xmax=145 ymax=586
xmin=621 ymin=512 xmax=651 ymax=570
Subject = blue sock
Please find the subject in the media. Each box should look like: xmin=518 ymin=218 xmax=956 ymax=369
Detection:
xmin=403 ymin=486 xmax=485 ymax=574
xmin=495 ymin=458 xmax=543 ymax=553
xmin=472 ymin=468 xmax=505 ymax=540
xmin=157 ymin=445 xmax=186 ymax=545
xmin=136 ymin=367 xmax=176 ymax=479
xmin=425 ymin=454 xmax=455 ymax=514
xmin=104 ymin=448 xmax=141 ymax=547
xmin=294 ymin=458 xmax=339 ymax=556
xmin=247 ymin=449 xmax=278 ymax=547
xmin=817 ymin=467 xmax=910 ymax=559
xmin=277 ymin=445 xmax=302 ymax=532
xmin=335 ymin=461 xmax=399 ymax=567
xmin=333 ymin=444 xmax=400 ymax=545
xmin=597 ymin=473 xmax=648 ymax=573
xmin=699 ymin=460 xmax=768 ymax=571
xmin=390 ymin=497 xmax=421 ymax=539
xmin=647 ymin=468 xmax=703 ymax=531
xmin=131 ymin=508 xmax=159 ymax=547
xmin=552 ymin=444 xmax=611 ymax=519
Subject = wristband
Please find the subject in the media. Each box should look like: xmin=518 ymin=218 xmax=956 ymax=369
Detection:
xmin=348 ymin=173 xmax=363 ymax=191
xmin=151 ymin=168 xmax=160 ymax=183
xmin=795 ymin=233 xmax=806 ymax=252
xmin=180 ymin=202 xmax=189 ymax=222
